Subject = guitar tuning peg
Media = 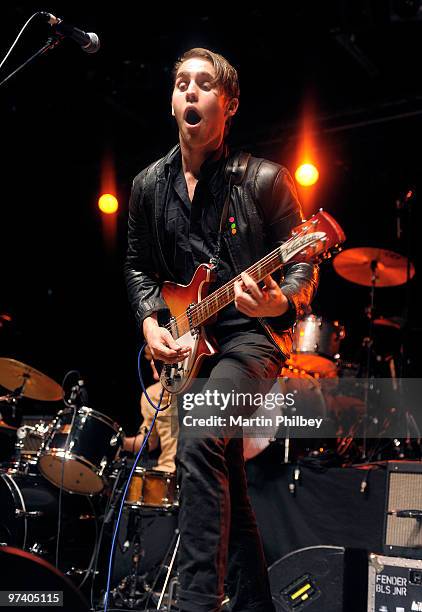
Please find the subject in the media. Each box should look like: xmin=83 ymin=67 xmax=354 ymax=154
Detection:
xmin=319 ymin=207 xmax=324 ymax=212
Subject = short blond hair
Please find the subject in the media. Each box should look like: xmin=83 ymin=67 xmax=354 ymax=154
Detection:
xmin=172 ymin=47 xmax=240 ymax=101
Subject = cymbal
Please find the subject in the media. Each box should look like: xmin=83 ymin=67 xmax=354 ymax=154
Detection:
xmin=333 ymin=247 xmax=415 ymax=287
xmin=0 ymin=420 xmax=17 ymax=432
xmin=0 ymin=358 xmax=62 ymax=401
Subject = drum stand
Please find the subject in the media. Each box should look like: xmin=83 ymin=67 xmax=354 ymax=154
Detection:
xmin=0 ymin=387 xmax=24 ymax=468
xmin=360 ymin=260 xmax=378 ymax=460
xmin=111 ymin=509 xmax=145 ymax=609
xmin=112 ymin=511 xmax=180 ymax=611
xmin=147 ymin=529 xmax=180 ymax=611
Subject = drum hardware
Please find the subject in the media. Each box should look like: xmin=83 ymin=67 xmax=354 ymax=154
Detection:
xmin=101 ymin=457 xmax=180 ymax=611
xmin=1 ymin=391 xmax=22 ymax=463
xmin=88 ymin=458 xmax=128 ymax=608
xmin=276 ymin=369 xmax=337 ymax=465
xmin=333 ymin=243 xmax=418 ymax=461
xmin=0 ymin=358 xmax=61 ymax=464
xmin=115 ymin=510 xmax=147 ymax=609
xmin=28 ymin=542 xmax=46 ymax=556
xmin=102 ymin=459 xmax=129 ymax=521
xmin=111 ymin=506 xmax=180 ymax=612
xmin=110 ymin=434 xmax=120 ymax=447
xmin=155 ymin=532 xmax=180 ymax=611
xmin=98 ymin=458 xmax=108 ymax=478
xmin=15 ymin=509 xmax=43 ymax=519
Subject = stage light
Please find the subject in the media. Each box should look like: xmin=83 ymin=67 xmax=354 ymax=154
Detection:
xmin=295 ymin=163 xmax=319 ymax=187
xmin=98 ymin=193 xmax=118 ymax=214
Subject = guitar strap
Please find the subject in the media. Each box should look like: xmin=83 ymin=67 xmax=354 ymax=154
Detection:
xmin=210 ymin=150 xmax=251 ymax=269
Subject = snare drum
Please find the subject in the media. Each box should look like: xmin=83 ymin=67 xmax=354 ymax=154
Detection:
xmin=38 ymin=407 xmax=123 ymax=495
xmin=288 ymin=315 xmax=345 ymax=376
xmin=125 ymin=468 xmax=177 ymax=510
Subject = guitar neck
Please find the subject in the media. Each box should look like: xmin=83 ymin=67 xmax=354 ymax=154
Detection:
xmin=192 ymin=246 xmax=283 ymax=328
xmin=165 ymin=210 xmax=344 ymax=343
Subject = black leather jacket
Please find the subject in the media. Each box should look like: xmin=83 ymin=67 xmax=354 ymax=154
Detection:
xmin=124 ymin=144 xmax=318 ymax=359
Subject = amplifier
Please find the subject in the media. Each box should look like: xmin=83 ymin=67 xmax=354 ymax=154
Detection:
xmin=368 ymin=553 xmax=422 ymax=612
xmin=384 ymin=461 xmax=422 ymax=559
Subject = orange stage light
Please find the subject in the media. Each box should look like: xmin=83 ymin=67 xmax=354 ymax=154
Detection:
xmin=295 ymin=163 xmax=319 ymax=187
xmin=98 ymin=193 xmax=118 ymax=214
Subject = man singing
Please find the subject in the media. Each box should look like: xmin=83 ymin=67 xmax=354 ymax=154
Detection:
xmin=125 ymin=47 xmax=317 ymax=612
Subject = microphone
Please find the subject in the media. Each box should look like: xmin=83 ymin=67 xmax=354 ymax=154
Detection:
xmin=77 ymin=378 xmax=89 ymax=405
xmin=40 ymin=12 xmax=100 ymax=54
xmin=68 ymin=377 xmax=89 ymax=407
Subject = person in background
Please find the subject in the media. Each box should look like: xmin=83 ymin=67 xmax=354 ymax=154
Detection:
xmin=123 ymin=345 xmax=177 ymax=473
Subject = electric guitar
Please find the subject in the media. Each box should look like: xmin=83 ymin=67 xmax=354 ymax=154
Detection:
xmin=157 ymin=209 xmax=346 ymax=395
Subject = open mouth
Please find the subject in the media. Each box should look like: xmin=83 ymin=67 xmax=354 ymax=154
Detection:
xmin=185 ymin=108 xmax=202 ymax=125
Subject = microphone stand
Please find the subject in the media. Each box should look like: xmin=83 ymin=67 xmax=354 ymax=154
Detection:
xmin=396 ymin=190 xmax=416 ymax=449
xmin=361 ymin=260 xmax=378 ymax=460
xmin=0 ymin=35 xmax=63 ymax=88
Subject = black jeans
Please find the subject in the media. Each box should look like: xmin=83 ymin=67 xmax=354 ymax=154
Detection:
xmin=176 ymin=331 xmax=281 ymax=612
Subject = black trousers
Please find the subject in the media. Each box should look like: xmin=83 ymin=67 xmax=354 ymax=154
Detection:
xmin=176 ymin=330 xmax=281 ymax=612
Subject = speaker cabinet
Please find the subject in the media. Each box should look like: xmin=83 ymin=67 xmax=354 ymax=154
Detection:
xmin=384 ymin=461 xmax=422 ymax=559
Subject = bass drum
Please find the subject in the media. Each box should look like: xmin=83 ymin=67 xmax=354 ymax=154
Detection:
xmin=0 ymin=547 xmax=89 ymax=611
xmin=0 ymin=469 xmax=96 ymax=575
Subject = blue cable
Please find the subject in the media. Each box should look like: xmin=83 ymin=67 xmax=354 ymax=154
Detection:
xmin=138 ymin=348 xmax=169 ymax=413
xmin=102 ymin=342 xmax=171 ymax=611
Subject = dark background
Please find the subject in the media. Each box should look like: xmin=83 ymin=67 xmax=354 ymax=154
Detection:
xmin=1 ymin=2 xmax=421 ymax=433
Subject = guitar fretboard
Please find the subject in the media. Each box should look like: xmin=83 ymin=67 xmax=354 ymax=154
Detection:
xmin=168 ymin=229 xmax=321 ymax=339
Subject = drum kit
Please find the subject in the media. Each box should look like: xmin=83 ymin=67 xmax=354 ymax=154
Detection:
xmin=0 ymin=357 xmax=180 ymax=610
xmin=278 ymin=244 xmax=417 ymax=464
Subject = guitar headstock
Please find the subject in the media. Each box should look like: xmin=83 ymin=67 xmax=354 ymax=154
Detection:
xmin=285 ymin=209 xmax=346 ymax=264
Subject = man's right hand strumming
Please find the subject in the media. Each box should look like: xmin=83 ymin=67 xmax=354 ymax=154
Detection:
xmin=143 ymin=314 xmax=191 ymax=364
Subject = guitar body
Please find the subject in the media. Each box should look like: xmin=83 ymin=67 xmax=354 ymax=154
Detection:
xmin=159 ymin=263 xmax=217 ymax=394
